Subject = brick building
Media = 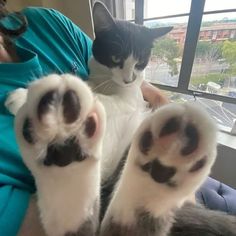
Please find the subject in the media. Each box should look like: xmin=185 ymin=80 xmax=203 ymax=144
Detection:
xmin=169 ymin=22 xmax=236 ymax=46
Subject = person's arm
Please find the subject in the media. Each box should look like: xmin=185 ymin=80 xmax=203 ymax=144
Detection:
xmin=141 ymin=80 xmax=169 ymax=108
xmin=17 ymin=197 xmax=46 ymax=236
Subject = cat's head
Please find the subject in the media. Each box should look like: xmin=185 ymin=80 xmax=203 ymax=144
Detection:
xmin=92 ymin=1 xmax=173 ymax=86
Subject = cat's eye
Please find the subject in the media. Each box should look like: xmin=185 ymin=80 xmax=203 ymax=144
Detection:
xmin=111 ymin=56 xmax=121 ymax=64
xmin=136 ymin=61 xmax=145 ymax=68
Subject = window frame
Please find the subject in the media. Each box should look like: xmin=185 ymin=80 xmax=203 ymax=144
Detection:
xmin=134 ymin=0 xmax=236 ymax=133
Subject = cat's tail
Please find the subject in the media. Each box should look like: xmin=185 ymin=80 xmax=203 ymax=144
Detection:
xmin=172 ymin=202 xmax=236 ymax=236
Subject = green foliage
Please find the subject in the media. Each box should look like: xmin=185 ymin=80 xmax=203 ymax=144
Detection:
xmin=152 ymin=37 xmax=180 ymax=76
xmin=195 ymin=41 xmax=223 ymax=60
xmin=191 ymin=73 xmax=226 ymax=86
xmin=222 ymin=40 xmax=236 ymax=65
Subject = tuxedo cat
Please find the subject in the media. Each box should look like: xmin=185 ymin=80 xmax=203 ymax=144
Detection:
xmin=89 ymin=1 xmax=173 ymax=184
xmin=5 ymin=2 xmax=236 ymax=236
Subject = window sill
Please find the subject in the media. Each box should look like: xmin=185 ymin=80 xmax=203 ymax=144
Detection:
xmin=217 ymin=131 xmax=236 ymax=150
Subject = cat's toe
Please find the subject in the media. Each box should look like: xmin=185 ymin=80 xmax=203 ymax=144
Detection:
xmin=5 ymin=88 xmax=27 ymax=115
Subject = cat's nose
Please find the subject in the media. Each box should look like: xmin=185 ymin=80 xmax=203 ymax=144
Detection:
xmin=124 ymin=74 xmax=137 ymax=84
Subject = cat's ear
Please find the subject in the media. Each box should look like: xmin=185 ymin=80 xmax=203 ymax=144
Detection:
xmin=148 ymin=26 xmax=173 ymax=40
xmin=93 ymin=1 xmax=115 ymax=34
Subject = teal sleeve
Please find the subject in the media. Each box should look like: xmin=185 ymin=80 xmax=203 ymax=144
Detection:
xmin=50 ymin=9 xmax=93 ymax=69
xmin=0 ymin=110 xmax=35 ymax=236
xmin=0 ymin=187 xmax=31 ymax=236
xmin=20 ymin=7 xmax=93 ymax=79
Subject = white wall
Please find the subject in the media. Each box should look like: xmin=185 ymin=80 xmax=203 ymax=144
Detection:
xmin=6 ymin=0 xmax=94 ymax=38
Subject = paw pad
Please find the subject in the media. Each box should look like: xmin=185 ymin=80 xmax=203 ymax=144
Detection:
xmin=181 ymin=124 xmax=199 ymax=156
xmin=22 ymin=118 xmax=35 ymax=144
xmin=63 ymin=90 xmax=80 ymax=124
xmin=44 ymin=137 xmax=87 ymax=167
xmin=141 ymin=159 xmax=176 ymax=184
xmin=159 ymin=117 xmax=181 ymax=137
xmin=139 ymin=130 xmax=153 ymax=155
xmin=37 ymin=90 xmax=58 ymax=120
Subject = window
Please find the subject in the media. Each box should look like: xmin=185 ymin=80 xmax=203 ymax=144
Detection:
xmin=124 ymin=0 xmax=135 ymax=20
xmin=134 ymin=0 xmax=236 ymax=134
xmin=190 ymin=12 xmax=236 ymax=100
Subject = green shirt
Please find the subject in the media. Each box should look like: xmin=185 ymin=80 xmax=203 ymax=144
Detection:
xmin=0 ymin=7 xmax=92 ymax=236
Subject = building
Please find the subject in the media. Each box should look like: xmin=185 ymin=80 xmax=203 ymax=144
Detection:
xmin=169 ymin=22 xmax=236 ymax=46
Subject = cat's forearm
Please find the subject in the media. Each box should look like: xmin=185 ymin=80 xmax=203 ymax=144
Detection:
xmin=141 ymin=81 xmax=169 ymax=108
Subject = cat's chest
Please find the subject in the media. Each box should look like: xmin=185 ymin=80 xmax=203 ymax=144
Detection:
xmin=97 ymin=92 xmax=150 ymax=181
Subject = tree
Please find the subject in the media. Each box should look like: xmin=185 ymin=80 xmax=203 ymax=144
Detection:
xmin=195 ymin=41 xmax=223 ymax=62
xmin=152 ymin=37 xmax=180 ymax=76
xmin=222 ymin=40 xmax=236 ymax=66
xmin=222 ymin=40 xmax=236 ymax=79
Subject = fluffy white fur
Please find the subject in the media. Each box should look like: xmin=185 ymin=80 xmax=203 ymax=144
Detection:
xmin=88 ymin=57 xmax=151 ymax=181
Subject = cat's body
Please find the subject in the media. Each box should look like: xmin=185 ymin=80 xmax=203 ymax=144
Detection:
xmin=5 ymin=2 xmax=236 ymax=236
xmin=88 ymin=57 xmax=150 ymax=181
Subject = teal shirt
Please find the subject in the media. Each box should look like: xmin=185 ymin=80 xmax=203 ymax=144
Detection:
xmin=0 ymin=7 xmax=92 ymax=236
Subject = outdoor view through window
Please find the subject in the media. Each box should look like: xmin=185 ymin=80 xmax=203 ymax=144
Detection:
xmin=124 ymin=0 xmax=236 ymax=132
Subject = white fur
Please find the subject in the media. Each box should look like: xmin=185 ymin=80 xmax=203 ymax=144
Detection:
xmin=89 ymin=57 xmax=151 ymax=181
xmin=111 ymin=55 xmax=141 ymax=85
xmin=102 ymin=103 xmax=217 ymax=227
xmin=5 ymin=88 xmax=27 ymax=115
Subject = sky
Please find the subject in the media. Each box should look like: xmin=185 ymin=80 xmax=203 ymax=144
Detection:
xmin=145 ymin=0 xmax=236 ymax=23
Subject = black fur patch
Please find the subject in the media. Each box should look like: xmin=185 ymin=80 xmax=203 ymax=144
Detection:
xmin=101 ymin=211 xmax=173 ymax=236
xmin=172 ymin=203 xmax=236 ymax=236
xmin=43 ymin=136 xmax=87 ymax=167
xmin=159 ymin=117 xmax=181 ymax=137
xmin=141 ymin=159 xmax=176 ymax=184
xmin=92 ymin=21 xmax=153 ymax=71
xmin=139 ymin=130 xmax=153 ymax=155
xmin=22 ymin=118 xmax=35 ymax=144
xmin=101 ymin=146 xmax=130 ymax=221
xmin=63 ymin=90 xmax=80 ymax=124
xmin=37 ymin=90 xmax=58 ymax=121
xmin=181 ymin=124 xmax=199 ymax=156
xmin=64 ymin=199 xmax=99 ymax=236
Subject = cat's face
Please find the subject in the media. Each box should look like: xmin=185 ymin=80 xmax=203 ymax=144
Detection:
xmin=92 ymin=2 xmax=173 ymax=86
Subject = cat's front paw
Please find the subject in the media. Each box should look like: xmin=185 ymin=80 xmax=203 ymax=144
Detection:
xmin=134 ymin=103 xmax=217 ymax=207
xmin=16 ymin=74 xmax=105 ymax=168
xmin=15 ymin=74 xmax=105 ymax=236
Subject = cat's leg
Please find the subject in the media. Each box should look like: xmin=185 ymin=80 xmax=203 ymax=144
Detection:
xmin=100 ymin=103 xmax=217 ymax=236
xmin=15 ymin=74 xmax=106 ymax=236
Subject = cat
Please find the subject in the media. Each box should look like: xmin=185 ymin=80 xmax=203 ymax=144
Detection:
xmin=88 ymin=1 xmax=173 ymax=184
xmin=5 ymin=1 xmax=236 ymax=236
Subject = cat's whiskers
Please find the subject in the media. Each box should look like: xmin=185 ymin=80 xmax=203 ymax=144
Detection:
xmin=92 ymin=79 xmax=111 ymax=92
xmin=101 ymin=81 xmax=112 ymax=94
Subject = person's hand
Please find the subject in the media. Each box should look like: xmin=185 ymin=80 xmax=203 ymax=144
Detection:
xmin=141 ymin=80 xmax=169 ymax=109
xmin=0 ymin=34 xmax=19 ymax=62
